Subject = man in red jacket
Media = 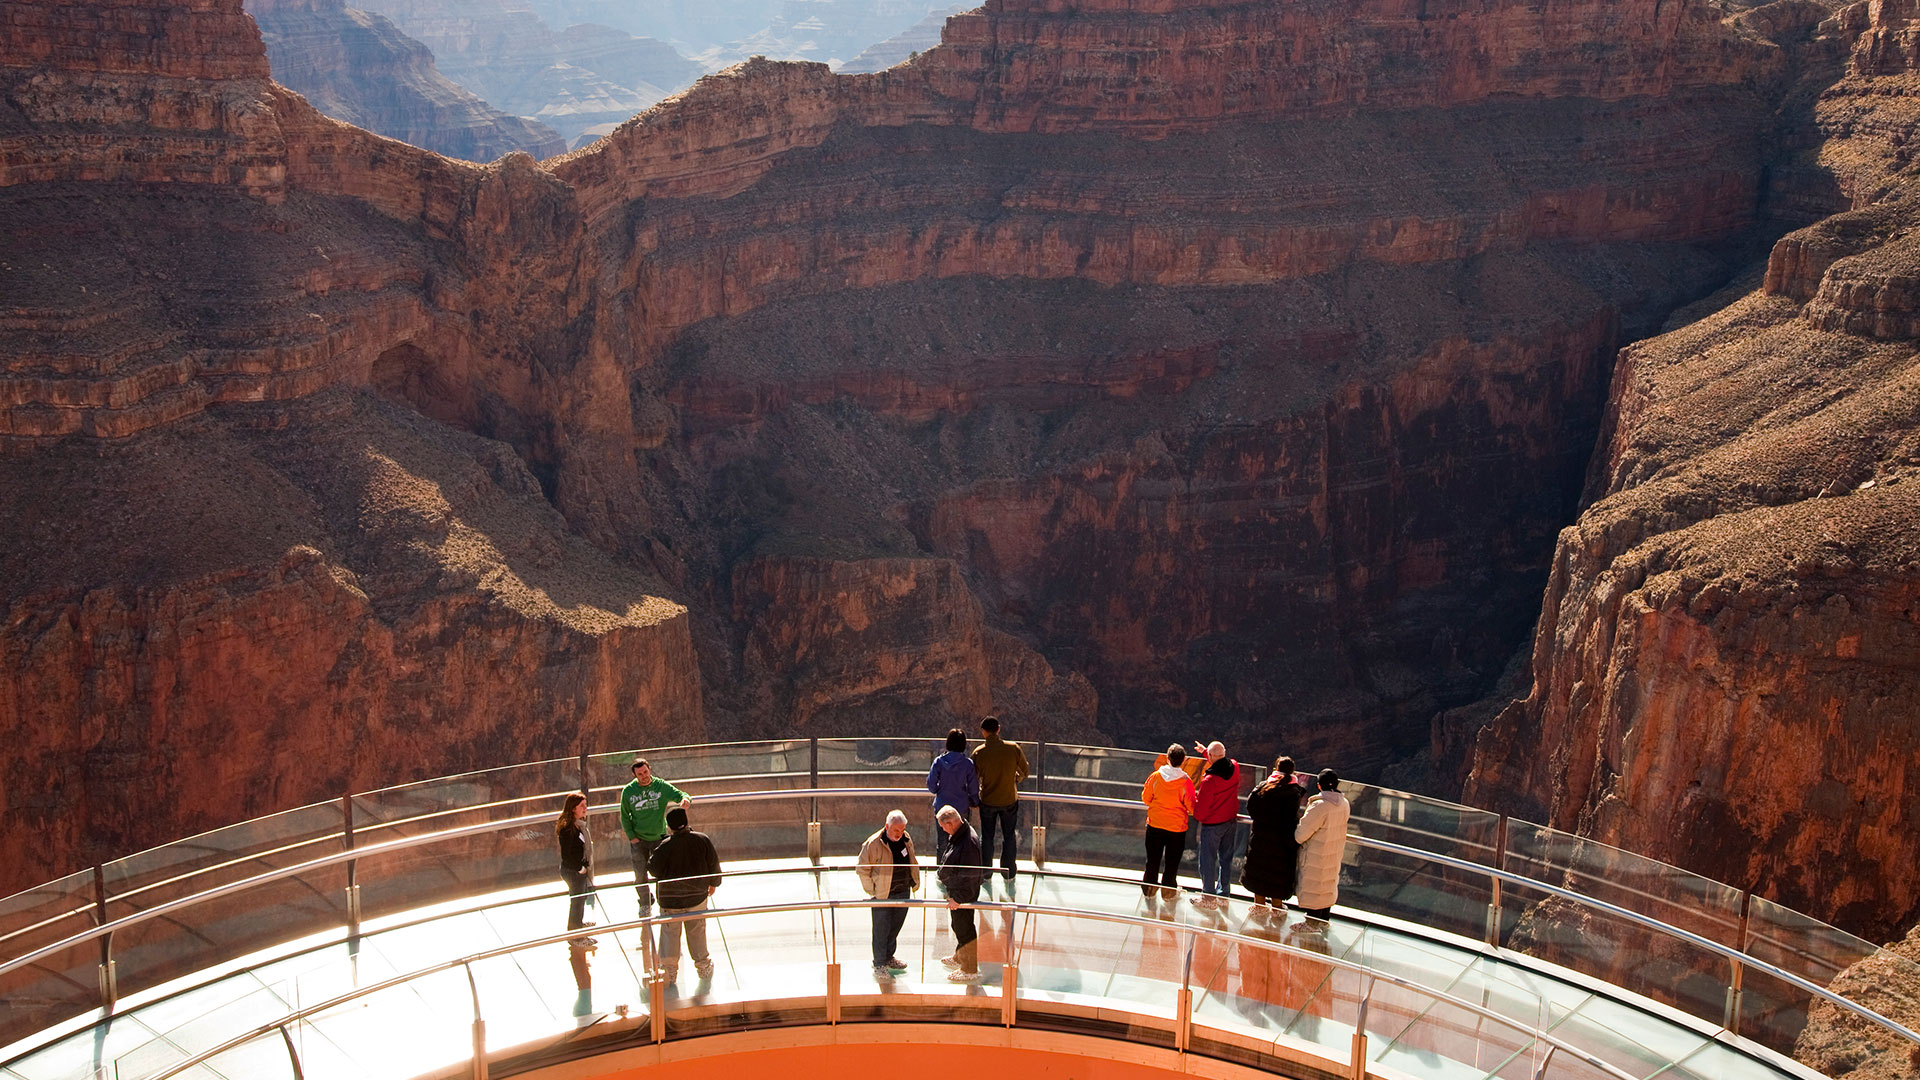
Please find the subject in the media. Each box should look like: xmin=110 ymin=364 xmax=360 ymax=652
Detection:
xmin=1191 ymin=741 xmax=1241 ymax=908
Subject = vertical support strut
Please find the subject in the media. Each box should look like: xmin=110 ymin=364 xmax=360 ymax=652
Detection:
xmin=92 ymin=864 xmax=115 ymax=1013
xmin=1485 ymin=816 xmax=1508 ymax=949
xmin=1726 ymin=890 xmax=1752 ymax=1035
xmin=464 ymin=963 xmax=488 ymax=1080
xmin=343 ymin=794 xmax=361 ymax=942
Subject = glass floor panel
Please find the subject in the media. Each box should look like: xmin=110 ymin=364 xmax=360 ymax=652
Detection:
xmin=2 ymin=863 xmax=1817 ymax=1080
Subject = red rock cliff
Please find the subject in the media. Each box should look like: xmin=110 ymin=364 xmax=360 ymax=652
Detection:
xmin=1465 ymin=0 xmax=1920 ymax=941
xmin=0 ymin=0 xmax=1827 ymax=895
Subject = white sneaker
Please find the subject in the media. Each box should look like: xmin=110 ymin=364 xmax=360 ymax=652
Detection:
xmin=873 ymin=965 xmax=895 ymax=982
xmin=947 ymin=969 xmax=983 ymax=983
xmin=938 ymin=954 xmax=962 ymax=970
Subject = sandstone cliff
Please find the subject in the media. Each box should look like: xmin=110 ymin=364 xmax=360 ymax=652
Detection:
xmin=0 ymin=392 xmax=702 ymax=884
xmin=248 ymin=0 xmax=566 ymax=161
xmin=1465 ymin=0 xmax=1920 ymax=942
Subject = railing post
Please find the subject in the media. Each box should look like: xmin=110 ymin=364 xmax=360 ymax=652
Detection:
xmin=808 ymin=737 xmax=821 ymax=859
xmin=649 ymin=973 xmax=667 ymax=1043
xmin=1033 ymin=741 xmax=1046 ymax=831
xmin=1350 ymin=978 xmax=1373 ymax=1080
xmin=463 ymin=962 xmax=487 ymax=1080
xmin=826 ymin=961 xmax=841 ymax=1024
xmin=1002 ymin=963 xmax=1019 ymax=1026
xmin=1485 ymin=816 xmax=1508 ymax=949
xmin=342 ymin=794 xmax=361 ymax=942
xmin=1726 ymin=891 xmax=1752 ymax=1035
xmin=92 ymin=864 xmax=115 ymax=1013
xmin=278 ymin=1023 xmax=306 ymax=1080
xmin=1176 ymin=929 xmax=1195 ymax=1051
xmin=1031 ymin=827 xmax=1046 ymax=869
xmin=578 ymin=750 xmax=590 ymax=798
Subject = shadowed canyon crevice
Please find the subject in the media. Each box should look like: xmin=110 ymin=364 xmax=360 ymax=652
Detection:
xmin=5 ymin=0 xmax=1920 ymax=976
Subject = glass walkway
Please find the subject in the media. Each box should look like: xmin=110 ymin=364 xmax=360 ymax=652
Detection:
xmin=0 ymin=740 xmax=1912 ymax=1080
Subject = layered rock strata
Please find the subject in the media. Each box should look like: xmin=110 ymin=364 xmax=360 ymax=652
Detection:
xmin=249 ymin=0 xmax=566 ymax=161
xmin=0 ymin=392 xmax=701 ymax=886
xmin=1465 ymin=0 xmax=1920 ymax=942
xmin=0 ymin=0 xmax=1821 ymax=899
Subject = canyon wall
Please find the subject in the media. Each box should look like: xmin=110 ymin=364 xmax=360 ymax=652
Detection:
xmin=0 ymin=0 xmax=697 ymax=891
xmin=1465 ymin=1 xmax=1920 ymax=942
xmin=0 ymin=0 xmax=1839 ymax=899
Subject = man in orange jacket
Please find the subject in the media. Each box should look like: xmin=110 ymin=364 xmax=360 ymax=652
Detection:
xmin=1141 ymin=744 xmax=1198 ymax=900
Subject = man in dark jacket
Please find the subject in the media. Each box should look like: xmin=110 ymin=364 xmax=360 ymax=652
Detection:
xmin=646 ymin=805 xmax=721 ymax=982
xmin=936 ymin=804 xmax=987 ymax=982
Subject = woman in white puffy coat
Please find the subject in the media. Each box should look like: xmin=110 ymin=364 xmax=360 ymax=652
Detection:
xmin=1292 ymin=770 xmax=1350 ymax=920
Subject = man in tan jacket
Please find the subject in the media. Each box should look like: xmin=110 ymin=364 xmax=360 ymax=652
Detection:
xmin=971 ymin=716 xmax=1030 ymax=886
xmin=857 ymin=810 xmax=920 ymax=980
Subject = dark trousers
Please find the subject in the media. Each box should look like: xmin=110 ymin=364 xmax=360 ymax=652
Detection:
xmin=628 ymin=837 xmax=660 ymax=908
xmin=1302 ymin=906 xmax=1333 ymax=921
xmin=979 ymin=802 xmax=1019 ymax=879
xmin=561 ymin=868 xmax=592 ymax=929
xmin=872 ymin=894 xmax=909 ymax=966
xmin=1143 ymin=825 xmax=1186 ymax=893
xmin=950 ymin=905 xmax=979 ymax=973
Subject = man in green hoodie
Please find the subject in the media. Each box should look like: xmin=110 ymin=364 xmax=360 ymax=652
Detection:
xmin=970 ymin=715 xmax=1030 ymax=886
xmin=620 ymin=758 xmax=689 ymax=913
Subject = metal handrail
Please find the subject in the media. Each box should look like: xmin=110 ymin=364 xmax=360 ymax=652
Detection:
xmin=144 ymin=894 xmax=1646 ymax=1080
xmin=4 ymin=783 xmax=1915 ymax=1055
xmin=1349 ymin=833 xmax=1920 ymax=1047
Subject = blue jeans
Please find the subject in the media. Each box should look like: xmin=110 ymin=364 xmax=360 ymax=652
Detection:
xmin=1197 ymin=821 xmax=1237 ymax=896
xmin=979 ymin=802 xmax=1019 ymax=879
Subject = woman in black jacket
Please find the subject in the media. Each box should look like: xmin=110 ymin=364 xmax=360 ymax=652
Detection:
xmin=556 ymin=792 xmax=595 ymax=942
xmin=1240 ymin=756 xmax=1304 ymax=914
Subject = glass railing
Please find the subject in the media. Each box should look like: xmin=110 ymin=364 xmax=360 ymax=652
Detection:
xmin=120 ymin=868 xmax=1671 ymax=1080
xmin=1 ymin=739 xmax=1913 ymax=1072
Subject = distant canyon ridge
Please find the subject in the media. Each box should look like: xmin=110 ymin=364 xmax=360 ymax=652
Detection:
xmin=5 ymin=0 xmax=1920 ymax=955
xmin=247 ymin=0 xmax=979 ymax=156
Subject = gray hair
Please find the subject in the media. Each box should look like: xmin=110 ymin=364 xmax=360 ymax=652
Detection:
xmin=886 ymin=809 xmax=908 ymax=825
xmin=936 ymin=804 xmax=962 ymax=823
xmin=1208 ymin=741 xmax=1226 ymax=759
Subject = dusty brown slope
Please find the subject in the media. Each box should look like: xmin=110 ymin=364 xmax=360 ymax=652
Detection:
xmin=1466 ymin=1 xmax=1920 ymax=942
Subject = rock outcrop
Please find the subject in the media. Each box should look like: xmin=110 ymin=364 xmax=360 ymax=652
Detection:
xmin=249 ymin=0 xmax=565 ymax=161
xmin=1796 ymin=923 xmax=1920 ymax=1080
xmin=1464 ymin=0 xmax=1920 ymax=943
xmin=0 ymin=393 xmax=702 ymax=886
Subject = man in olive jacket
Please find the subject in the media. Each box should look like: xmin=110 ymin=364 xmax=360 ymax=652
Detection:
xmin=647 ymin=806 xmax=721 ymax=981
xmin=970 ymin=715 xmax=1030 ymax=886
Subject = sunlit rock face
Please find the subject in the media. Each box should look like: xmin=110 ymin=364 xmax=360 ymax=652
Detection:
xmin=1465 ymin=0 xmax=1920 ymax=943
xmin=0 ymin=0 xmax=1846 ymax=894
xmin=248 ymin=0 xmax=566 ymax=161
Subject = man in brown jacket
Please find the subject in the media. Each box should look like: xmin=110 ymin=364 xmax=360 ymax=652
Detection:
xmin=971 ymin=716 xmax=1030 ymax=886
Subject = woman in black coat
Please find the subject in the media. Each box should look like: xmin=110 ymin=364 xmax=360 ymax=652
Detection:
xmin=1240 ymin=756 xmax=1304 ymax=911
xmin=556 ymin=792 xmax=595 ymax=943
